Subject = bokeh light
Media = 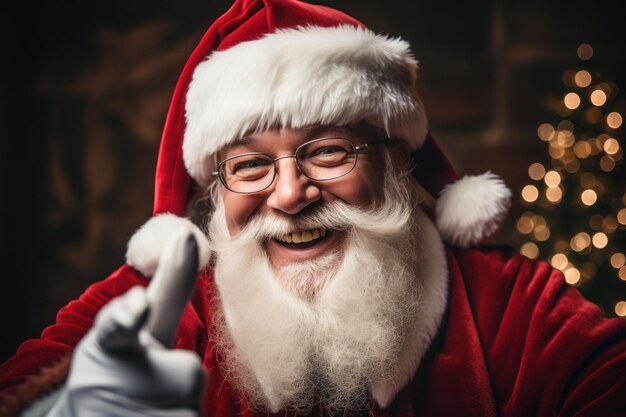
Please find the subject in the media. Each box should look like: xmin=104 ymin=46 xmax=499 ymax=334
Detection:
xmin=537 ymin=123 xmax=555 ymax=141
xmin=573 ymin=141 xmax=590 ymax=158
xmin=528 ymin=163 xmax=546 ymax=180
xmin=564 ymin=268 xmax=581 ymax=285
xmin=533 ymin=225 xmax=551 ymax=241
xmin=546 ymin=187 xmax=562 ymax=203
xmin=600 ymin=155 xmax=616 ymax=172
xmin=618 ymin=208 xmax=626 ymax=225
xmin=574 ymin=70 xmax=592 ymax=87
xmin=615 ymin=301 xmax=626 ymax=317
xmin=522 ymin=185 xmax=539 ymax=203
xmin=564 ymin=93 xmax=581 ymax=109
xmin=577 ymin=43 xmax=593 ymax=60
xmin=590 ymin=89 xmax=607 ymax=106
xmin=606 ymin=112 xmax=623 ymax=129
xmin=544 ymin=170 xmax=561 ymax=187
xmin=592 ymin=232 xmax=608 ymax=249
xmin=551 ymin=253 xmax=568 ymax=270
xmin=580 ymin=189 xmax=597 ymax=206
xmin=611 ymin=253 xmax=626 ymax=269
xmin=603 ymin=138 xmax=620 ymax=154
xmin=520 ymin=242 xmax=539 ymax=259
xmin=570 ymin=232 xmax=591 ymax=252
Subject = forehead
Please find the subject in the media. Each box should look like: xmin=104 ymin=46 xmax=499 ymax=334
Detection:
xmin=220 ymin=124 xmax=378 ymax=157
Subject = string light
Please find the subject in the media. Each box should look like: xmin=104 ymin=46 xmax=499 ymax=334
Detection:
xmin=603 ymin=138 xmax=620 ymax=154
xmin=570 ymin=232 xmax=592 ymax=252
xmin=564 ymin=268 xmax=581 ymax=285
xmin=611 ymin=253 xmax=626 ymax=269
xmin=522 ymin=185 xmax=539 ymax=203
xmin=537 ymin=123 xmax=555 ymax=141
xmin=557 ymin=130 xmax=575 ymax=147
xmin=551 ymin=253 xmax=569 ymax=270
xmin=577 ymin=43 xmax=593 ymax=60
xmin=528 ymin=163 xmax=546 ymax=180
xmin=518 ymin=44 xmax=624 ymax=316
xmin=533 ymin=225 xmax=551 ymax=241
xmin=520 ymin=242 xmax=539 ymax=259
xmin=574 ymin=70 xmax=592 ymax=87
xmin=544 ymin=170 xmax=561 ymax=187
xmin=590 ymin=89 xmax=607 ymax=106
xmin=592 ymin=232 xmax=608 ymax=249
xmin=606 ymin=112 xmax=623 ymax=129
xmin=580 ymin=189 xmax=598 ymax=206
xmin=546 ymin=187 xmax=563 ymax=203
xmin=516 ymin=215 xmax=535 ymax=234
xmin=574 ymin=141 xmax=591 ymax=158
xmin=600 ymin=155 xmax=616 ymax=172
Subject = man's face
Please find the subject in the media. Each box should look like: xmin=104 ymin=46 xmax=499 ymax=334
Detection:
xmin=220 ymin=125 xmax=387 ymax=270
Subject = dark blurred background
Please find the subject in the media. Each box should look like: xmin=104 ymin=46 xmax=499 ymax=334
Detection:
xmin=2 ymin=0 xmax=625 ymax=362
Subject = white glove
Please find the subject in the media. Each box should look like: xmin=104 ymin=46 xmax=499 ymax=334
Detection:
xmin=41 ymin=231 xmax=205 ymax=417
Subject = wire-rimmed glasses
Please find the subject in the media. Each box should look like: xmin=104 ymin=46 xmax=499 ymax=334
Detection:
xmin=212 ymin=137 xmax=390 ymax=194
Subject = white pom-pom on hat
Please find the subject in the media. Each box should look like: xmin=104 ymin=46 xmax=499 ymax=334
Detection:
xmin=126 ymin=213 xmax=212 ymax=277
xmin=435 ymin=172 xmax=512 ymax=248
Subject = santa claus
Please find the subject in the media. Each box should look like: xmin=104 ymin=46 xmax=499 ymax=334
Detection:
xmin=1 ymin=0 xmax=625 ymax=416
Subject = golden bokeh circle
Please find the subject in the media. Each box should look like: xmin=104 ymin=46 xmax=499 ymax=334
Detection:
xmin=577 ymin=44 xmax=593 ymax=60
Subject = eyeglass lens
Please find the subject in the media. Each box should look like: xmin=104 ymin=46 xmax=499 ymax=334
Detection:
xmin=219 ymin=138 xmax=357 ymax=193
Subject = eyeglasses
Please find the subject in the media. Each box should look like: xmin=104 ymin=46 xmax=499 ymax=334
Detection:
xmin=212 ymin=137 xmax=391 ymax=194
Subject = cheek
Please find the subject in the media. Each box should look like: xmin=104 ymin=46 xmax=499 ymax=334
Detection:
xmin=322 ymin=166 xmax=385 ymax=206
xmin=223 ymin=193 xmax=266 ymax=235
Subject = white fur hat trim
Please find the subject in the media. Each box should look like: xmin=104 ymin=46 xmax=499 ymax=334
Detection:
xmin=126 ymin=213 xmax=212 ymax=277
xmin=435 ymin=172 xmax=512 ymax=248
xmin=183 ymin=24 xmax=428 ymax=188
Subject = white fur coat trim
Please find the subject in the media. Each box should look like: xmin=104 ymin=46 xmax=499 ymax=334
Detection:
xmin=183 ymin=25 xmax=428 ymax=187
xmin=436 ymin=172 xmax=512 ymax=248
xmin=126 ymin=213 xmax=212 ymax=277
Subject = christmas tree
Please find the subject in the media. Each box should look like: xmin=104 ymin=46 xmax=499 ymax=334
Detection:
xmin=516 ymin=43 xmax=626 ymax=318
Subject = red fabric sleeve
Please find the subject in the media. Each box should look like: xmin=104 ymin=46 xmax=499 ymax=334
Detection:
xmin=449 ymin=247 xmax=626 ymax=417
xmin=0 ymin=265 xmax=147 ymax=400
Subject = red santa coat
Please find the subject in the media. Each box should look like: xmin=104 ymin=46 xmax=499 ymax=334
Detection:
xmin=1 ymin=245 xmax=625 ymax=416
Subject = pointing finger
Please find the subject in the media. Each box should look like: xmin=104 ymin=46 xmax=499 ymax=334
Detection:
xmin=143 ymin=230 xmax=199 ymax=348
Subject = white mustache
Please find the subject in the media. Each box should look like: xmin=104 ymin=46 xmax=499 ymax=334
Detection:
xmin=233 ymin=200 xmax=413 ymax=244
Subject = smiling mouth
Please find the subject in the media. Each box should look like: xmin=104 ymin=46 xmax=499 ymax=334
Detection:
xmin=274 ymin=228 xmax=329 ymax=249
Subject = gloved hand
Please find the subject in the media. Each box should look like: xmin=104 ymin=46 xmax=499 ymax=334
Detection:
xmin=50 ymin=231 xmax=205 ymax=417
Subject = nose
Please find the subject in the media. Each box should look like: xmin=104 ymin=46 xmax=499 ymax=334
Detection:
xmin=266 ymin=157 xmax=321 ymax=214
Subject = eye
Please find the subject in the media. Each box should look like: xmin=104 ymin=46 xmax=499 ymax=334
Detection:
xmin=223 ymin=154 xmax=273 ymax=179
xmin=312 ymin=146 xmax=346 ymax=157
xmin=234 ymin=159 xmax=266 ymax=171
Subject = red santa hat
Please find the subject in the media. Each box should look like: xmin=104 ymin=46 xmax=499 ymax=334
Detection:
xmin=126 ymin=0 xmax=511 ymax=276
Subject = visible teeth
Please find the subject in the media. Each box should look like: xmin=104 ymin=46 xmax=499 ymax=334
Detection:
xmin=279 ymin=228 xmax=327 ymax=243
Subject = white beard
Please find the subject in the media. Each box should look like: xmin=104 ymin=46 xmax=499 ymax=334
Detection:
xmin=207 ymin=176 xmax=430 ymax=413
